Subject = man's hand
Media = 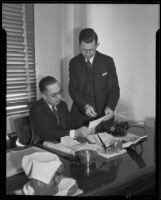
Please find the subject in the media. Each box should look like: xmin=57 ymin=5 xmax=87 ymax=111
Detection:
xmin=104 ymin=107 xmax=114 ymax=121
xmin=75 ymin=127 xmax=95 ymax=138
xmin=85 ymin=104 xmax=97 ymax=118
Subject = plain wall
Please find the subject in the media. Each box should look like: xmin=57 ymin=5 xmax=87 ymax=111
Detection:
xmin=34 ymin=4 xmax=62 ymax=100
xmin=85 ymin=4 xmax=159 ymax=123
xmin=6 ymin=4 xmax=159 ymax=134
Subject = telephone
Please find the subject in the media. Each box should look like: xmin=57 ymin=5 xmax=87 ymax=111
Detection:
xmin=107 ymin=122 xmax=129 ymax=136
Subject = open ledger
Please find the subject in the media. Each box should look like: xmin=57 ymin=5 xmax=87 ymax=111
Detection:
xmin=88 ymin=116 xmax=148 ymax=148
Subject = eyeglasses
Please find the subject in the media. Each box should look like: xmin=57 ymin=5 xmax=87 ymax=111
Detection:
xmin=80 ymin=47 xmax=96 ymax=54
xmin=44 ymin=90 xmax=63 ymax=98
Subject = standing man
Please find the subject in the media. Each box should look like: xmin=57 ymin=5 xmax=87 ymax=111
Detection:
xmin=68 ymin=28 xmax=120 ymax=131
xmin=30 ymin=76 xmax=92 ymax=144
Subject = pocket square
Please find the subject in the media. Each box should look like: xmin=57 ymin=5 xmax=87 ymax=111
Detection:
xmin=102 ymin=72 xmax=108 ymax=76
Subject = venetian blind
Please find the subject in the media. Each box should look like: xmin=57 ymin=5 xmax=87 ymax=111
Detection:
xmin=2 ymin=3 xmax=36 ymax=116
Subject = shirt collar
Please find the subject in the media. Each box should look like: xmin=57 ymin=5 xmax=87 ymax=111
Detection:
xmin=48 ymin=104 xmax=57 ymax=111
xmin=85 ymin=55 xmax=95 ymax=64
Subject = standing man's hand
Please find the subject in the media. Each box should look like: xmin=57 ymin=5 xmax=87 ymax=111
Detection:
xmin=85 ymin=104 xmax=97 ymax=117
xmin=104 ymin=107 xmax=114 ymax=121
xmin=75 ymin=127 xmax=91 ymax=138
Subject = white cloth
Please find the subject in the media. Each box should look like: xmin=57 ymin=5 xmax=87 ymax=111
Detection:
xmin=15 ymin=177 xmax=83 ymax=196
xmin=6 ymin=146 xmax=45 ymax=178
xmin=22 ymin=152 xmax=62 ymax=184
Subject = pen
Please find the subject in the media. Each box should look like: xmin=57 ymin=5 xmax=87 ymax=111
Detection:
xmin=96 ymin=133 xmax=107 ymax=152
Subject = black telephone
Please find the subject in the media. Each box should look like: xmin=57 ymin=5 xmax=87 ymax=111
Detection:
xmin=107 ymin=122 xmax=129 ymax=136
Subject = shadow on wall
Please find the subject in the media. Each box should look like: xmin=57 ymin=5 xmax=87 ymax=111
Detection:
xmin=73 ymin=27 xmax=82 ymax=56
xmin=145 ymin=117 xmax=155 ymax=164
xmin=36 ymin=74 xmax=44 ymax=100
xmin=73 ymin=4 xmax=87 ymax=55
xmin=115 ymin=98 xmax=135 ymax=121
xmin=61 ymin=57 xmax=72 ymax=111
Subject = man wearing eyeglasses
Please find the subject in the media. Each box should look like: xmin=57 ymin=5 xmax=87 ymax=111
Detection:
xmin=68 ymin=28 xmax=120 ymax=131
xmin=29 ymin=76 xmax=92 ymax=144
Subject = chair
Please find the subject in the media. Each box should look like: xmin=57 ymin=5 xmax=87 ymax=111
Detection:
xmin=14 ymin=116 xmax=32 ymax=147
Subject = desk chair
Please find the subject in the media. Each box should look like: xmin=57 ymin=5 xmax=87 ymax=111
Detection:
xmin=14 ymin=116 xmax=33 ymax=147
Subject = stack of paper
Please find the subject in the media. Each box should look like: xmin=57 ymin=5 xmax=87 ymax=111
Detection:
xmin=43 ymin=138 xmax=98 ymax=155
xmin=43 ymin=134 xmax=127 ymax=160
xmin=60 ymin=136 xmax=80 ymax=147
xmin=43 ymin=142 xmax=76 ymax=155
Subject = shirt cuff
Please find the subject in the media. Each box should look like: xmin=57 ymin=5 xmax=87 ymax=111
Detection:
xmin=69 ymin=129 xmax=76 ymax=139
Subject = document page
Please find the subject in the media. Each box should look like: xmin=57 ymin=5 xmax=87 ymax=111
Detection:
xmin=88 ymin=116 xmax=107 ymax=129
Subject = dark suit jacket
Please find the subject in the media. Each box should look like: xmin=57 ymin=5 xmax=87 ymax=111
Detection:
xmin=29 ymin=98 xmax=73 ymax=143
xmin=68 ymin=51 xmax=120 ymax=128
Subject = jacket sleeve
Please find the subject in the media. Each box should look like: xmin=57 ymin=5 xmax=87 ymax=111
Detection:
xmin=29 ymin=106 xmax=69 ymax=142
xmin=68 ymin=59 xmax=88 ymax=113
xmin=106 ymin=58 xmax=120 ymax=111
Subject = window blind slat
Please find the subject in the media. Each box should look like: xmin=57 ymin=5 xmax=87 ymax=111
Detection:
xmin=3 ymin=3 xmax=36 ymax=116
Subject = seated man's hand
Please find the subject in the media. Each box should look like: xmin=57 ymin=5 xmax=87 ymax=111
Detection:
xmin=104 ymin=107 xmax=114 ymax=121
xmin=85 ymin=104 xmax=97 ymax=118
xmin=75 ymin=127 xmax=93 ymax=138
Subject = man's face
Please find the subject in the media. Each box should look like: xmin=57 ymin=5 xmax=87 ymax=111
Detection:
xmin=43 ymin=82 xmax=61 ymax=106
xmin=79 ymin=40 xmax=99 ymax=60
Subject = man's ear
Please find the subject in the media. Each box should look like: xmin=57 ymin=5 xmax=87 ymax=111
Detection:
xmin=42 ymin=93 xmax=46 ymax=100
xmin=96 ymin=42 xmax=100 ymax=48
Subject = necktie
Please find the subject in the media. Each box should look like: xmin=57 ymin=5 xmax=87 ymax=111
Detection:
xmin=86 ymin=60 xmax=92 ymax=69
xmin=52 ymin=106 xmax=60 ymax=125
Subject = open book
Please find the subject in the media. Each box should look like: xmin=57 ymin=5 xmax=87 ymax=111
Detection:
xmin=88 ymin=117 xmax=148 ymax=148
xmin=114 ymin=133 xmax=148 ymax=148
xmin=87 ymin=132 xmax=148 ymax=149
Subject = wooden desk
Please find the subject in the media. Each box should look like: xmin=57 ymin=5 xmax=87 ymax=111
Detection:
xmin=6 ymin=129 xmax=155 ymax=196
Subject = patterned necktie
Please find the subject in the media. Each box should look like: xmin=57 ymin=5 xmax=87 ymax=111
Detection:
xmin=86 ymin=60 xmax=92 ymax=69
xmin=52 ymin=106 xmax=60 ymax=125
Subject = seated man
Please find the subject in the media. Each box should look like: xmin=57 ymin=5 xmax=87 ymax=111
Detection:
xmin=30 ymin=76 xmax=92 ymax=144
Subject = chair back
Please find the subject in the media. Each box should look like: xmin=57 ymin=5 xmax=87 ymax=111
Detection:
xmin=14 ymin=116 xmax=32 ymax=145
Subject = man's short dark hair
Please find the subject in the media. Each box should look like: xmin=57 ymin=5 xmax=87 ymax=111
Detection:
xmin=39 ymin=76 xmax=57 ymax=93
xmin=79 ymin=28 xmax=98 ymax=44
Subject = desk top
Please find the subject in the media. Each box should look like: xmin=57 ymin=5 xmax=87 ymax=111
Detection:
xmin=6 ymin=128 xmax=155 ymax=196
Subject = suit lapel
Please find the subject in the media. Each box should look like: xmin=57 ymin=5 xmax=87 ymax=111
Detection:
xmin=41 ymin=99 xmax=59 ymax=124
xmin=56 ymin=102 xmax=66 ymax=129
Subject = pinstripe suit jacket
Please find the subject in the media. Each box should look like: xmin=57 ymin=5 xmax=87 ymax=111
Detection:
xmin=68 ymin=51 xmax=120 ymax=128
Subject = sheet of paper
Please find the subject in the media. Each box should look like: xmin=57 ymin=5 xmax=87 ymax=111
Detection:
xmin=122 ymin=135 xmax=148 ymax=148
xmin=88 ymin=116 xmax=107 ymax=129
xmin=87 ymin=132 xmax=114 ymax=147
xmin=60 ymin=136 xmax=80 ymax=147
xmin=43 ymin=141 xmax=75 ymax=155
xmin=98 ymin=149 xmax=126 ymax=159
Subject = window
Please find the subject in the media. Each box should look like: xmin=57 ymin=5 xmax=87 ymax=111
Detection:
xmin=2 ymin=3 xmax=36 ymax=116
